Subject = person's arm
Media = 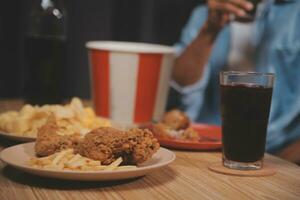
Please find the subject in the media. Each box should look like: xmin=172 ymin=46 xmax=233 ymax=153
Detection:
xmin=277 ymin=139 xmax=300 ymax=165
xmin=172 ymin=22 xmax=219 ymax=86
xmin=172 ymin=0 xmax=253 ymax=87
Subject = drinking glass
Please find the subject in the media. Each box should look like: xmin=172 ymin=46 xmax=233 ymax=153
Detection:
xmin=220 ymin=71 xmax=274 ymax=170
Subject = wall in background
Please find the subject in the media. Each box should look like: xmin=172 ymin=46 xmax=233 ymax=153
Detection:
xmin=0 ymin=0 xmax=203 ymax=99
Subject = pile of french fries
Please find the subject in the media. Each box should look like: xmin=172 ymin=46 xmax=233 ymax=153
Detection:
xmin=28 ymin=149 xmax=137 ymax=171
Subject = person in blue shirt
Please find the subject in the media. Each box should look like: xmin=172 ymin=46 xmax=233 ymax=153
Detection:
xmin=168 ymin=0 xmax=300 ymax=162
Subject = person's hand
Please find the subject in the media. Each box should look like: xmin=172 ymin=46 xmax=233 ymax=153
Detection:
xmin=205 ymin=0 xmax=254 ymax=33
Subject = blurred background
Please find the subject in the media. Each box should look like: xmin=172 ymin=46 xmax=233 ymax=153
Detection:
xmin=0 ymin=0 xmax=203 ymax=99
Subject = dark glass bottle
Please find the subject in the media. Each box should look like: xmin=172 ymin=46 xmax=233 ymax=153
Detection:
xmin=24 ymin=0 xmax=67 ymax=105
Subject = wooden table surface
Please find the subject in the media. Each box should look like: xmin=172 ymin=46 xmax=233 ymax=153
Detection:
xmin=0 ymin=99 xmax=300 ymax=200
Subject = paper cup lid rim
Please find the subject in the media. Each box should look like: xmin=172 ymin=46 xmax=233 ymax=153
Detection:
xmin=86 ymin=41 xmax=175 ymax=54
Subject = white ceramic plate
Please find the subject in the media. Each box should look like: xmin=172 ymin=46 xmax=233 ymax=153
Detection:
xmin=0 ymin=131 xmax=36 ymax=142
xmin=0 ymin=142 xmax=176 ymax=181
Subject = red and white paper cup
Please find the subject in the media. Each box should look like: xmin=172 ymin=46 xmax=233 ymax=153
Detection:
xmin=86 ymin=41 xmax=176 ymax=124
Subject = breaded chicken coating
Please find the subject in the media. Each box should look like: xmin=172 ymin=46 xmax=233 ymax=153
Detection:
xmin=35 ymin=117 xmax=82 ymax=157
xmin=76 ymin=127 xmax=159 ymax=165
xmin=162 ymin=109 xmax=190 ymax=130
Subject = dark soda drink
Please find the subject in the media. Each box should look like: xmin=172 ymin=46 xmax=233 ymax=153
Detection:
xmin=220 ymin=83 xmax=273 ymax=163
xmin=24 ymin=35 xmax=67 ymax=105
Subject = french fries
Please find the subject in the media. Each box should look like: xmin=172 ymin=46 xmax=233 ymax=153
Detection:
xmin=0 ymin=98 xmax=111 ymax=137
xmin=28 ymin=149 xmax=137 ymax=171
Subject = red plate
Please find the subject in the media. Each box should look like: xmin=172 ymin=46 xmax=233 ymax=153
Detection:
xmin=154 ymin=123 xmax=222 ymax=150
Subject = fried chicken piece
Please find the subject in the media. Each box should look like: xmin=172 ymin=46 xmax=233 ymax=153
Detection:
xmin=152 ymin=123 xmax=200 ymax=141
xmin=76 ymin=127 xmax=159 ymax=165
xmin=150 ymin=110 xmax=201 ymax=141
xmin=124 ymin=128 xmax=160 ymax=164
xmin=152 ymin=123 xmax=173 ymax=139
xmin=162 ymin=109 xmax=190 ymax=130
xmin=180 ymin=127 xmax=200 ymax=141
xmin=35 ymin=116 xmax=82 ymax=157
xmin=75 ymin=127 xmax=125 ymax=164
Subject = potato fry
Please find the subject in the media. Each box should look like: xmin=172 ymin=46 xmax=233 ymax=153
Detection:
xmin=66 ymin=154 xmax=81 ymax=165
xmin=28 ymin=149 xmax=136 ymax=171
xmin=114 ymin=166 xmax=137 ymax=170
xmin=67 ymin=157 xmax=86 ymax=168
xmin=85 ymin=159 xmax=101 ymax=166
xmin=52 ymin=149 xmax=73 ymax=165
xmin=103 ymin=157 xmax=123 ymax=171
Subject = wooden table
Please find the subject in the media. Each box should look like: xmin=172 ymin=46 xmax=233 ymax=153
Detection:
xmin=0 ymin=100 xmax=300 ymax=200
